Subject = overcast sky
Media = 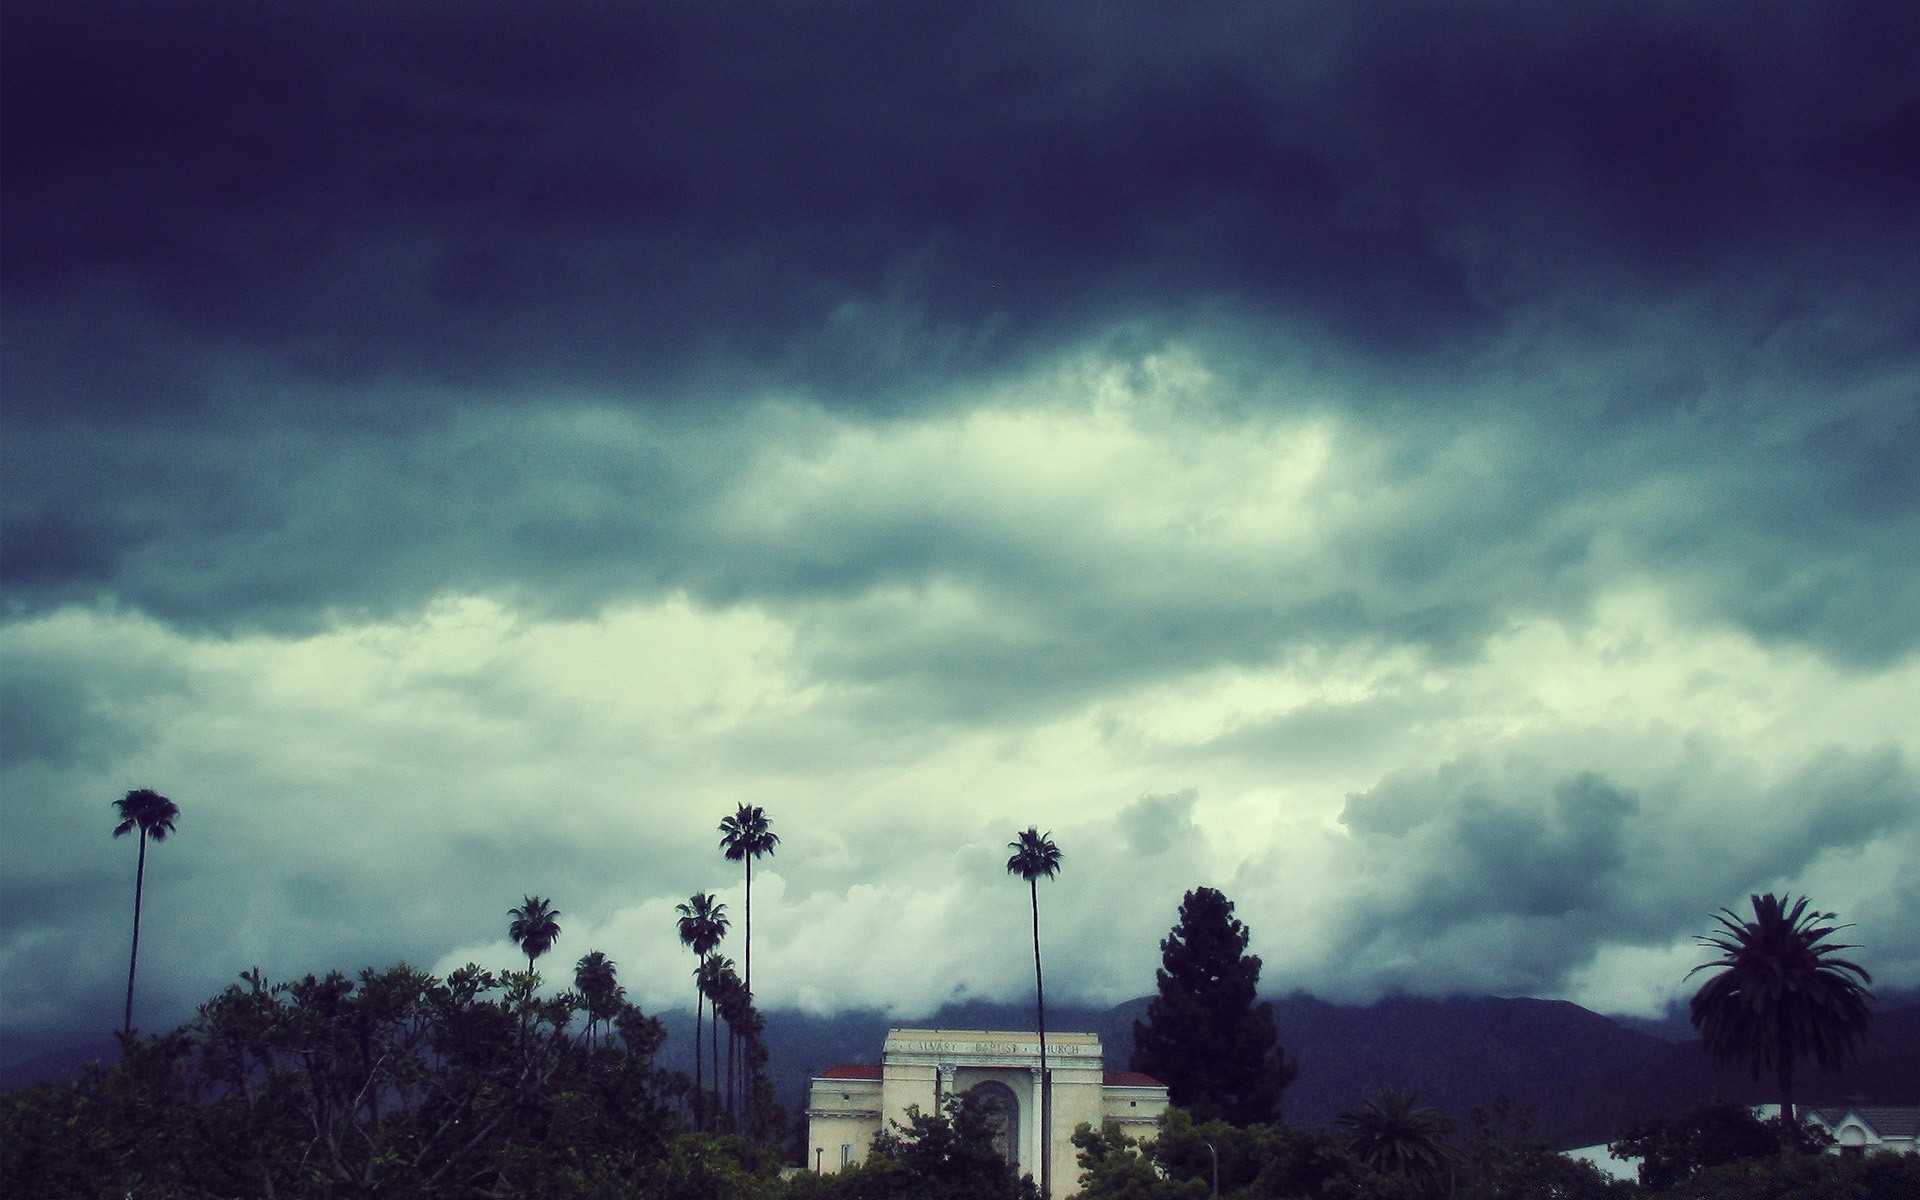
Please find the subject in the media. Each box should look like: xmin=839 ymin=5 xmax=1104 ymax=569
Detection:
xmin=4 ymin=1 xmax=1918 ymax=1053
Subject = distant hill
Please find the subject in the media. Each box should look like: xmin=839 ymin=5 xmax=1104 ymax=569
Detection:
xmin=756 ymin=991 xmax=1920 ymax=1153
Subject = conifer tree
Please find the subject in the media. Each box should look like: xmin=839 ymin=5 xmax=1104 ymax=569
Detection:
xmin=1131 ymin=886 xmax=1297 ymax=1125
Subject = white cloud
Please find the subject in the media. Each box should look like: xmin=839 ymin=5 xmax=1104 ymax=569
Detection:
xmin=5 ymin=380 xmax=1918 ymax=1046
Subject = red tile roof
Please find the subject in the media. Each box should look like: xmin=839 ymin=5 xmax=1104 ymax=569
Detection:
xmin=1103 ymin=1071 xmax=1165 ymax=1088
xmin=818 ymin=1064 xmax=883 ymax=1080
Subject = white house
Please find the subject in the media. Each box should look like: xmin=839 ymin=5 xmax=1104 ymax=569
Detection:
xmin=806 ymin=1028 xmax=1169 ymax=1196
xmin=1767 ymin=1105 xmax=1920 ymax=1156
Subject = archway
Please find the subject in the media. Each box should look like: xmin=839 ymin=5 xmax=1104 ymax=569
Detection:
xmin=967 ymin=1080 xmax=1020 ymax=1168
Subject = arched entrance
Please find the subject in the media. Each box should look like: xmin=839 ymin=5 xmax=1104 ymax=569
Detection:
xmin=967 ymin=1080 xmax=1020 ymax=1168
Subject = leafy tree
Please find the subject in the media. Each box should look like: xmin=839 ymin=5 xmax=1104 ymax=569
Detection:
xmin=1 ymin=961 xmax=682 ymax=1198
xmin=1147 ymin=1106 xmax=1364 ymax=1199
xmin=1131 ymin=887 xmax=1298 ymax=1125
xmin=112 ymin=786 xmax=180 ymax=1035
xmin=720 ymin=802 xmax=780 ymax=1136
xmin=678 ymin=890 xmax=729 ymax=1127
xmin=1337 ymin=1088 xmax=1462 ymax=1199
xmin=825 ymin=1092 xmax=1041 ymax=1200
xmin=508 ymin=894 xmax=563 ymax=973
xmin=1072 ymin=1120 xmax=1206 ymax=1200
xmin=1660 ymin=1149 xmax=1920 ymax=1200
xmin=1609 ymin=1100 xmax=1829 ymax=1191
xmin=1687 ymin=893 xmax=1874 ymax=1127
xmin=1007 ymin=827 xmax=1063 ymax=1199
xmin=1459 ymin=1097 xmax=1631 ymax=1200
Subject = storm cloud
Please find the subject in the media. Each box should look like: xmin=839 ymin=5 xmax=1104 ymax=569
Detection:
xmin=3 ymin=0 xmax=1917 ymax=1053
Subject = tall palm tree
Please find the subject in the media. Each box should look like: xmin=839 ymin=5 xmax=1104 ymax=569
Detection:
xmin=1007 ymin=827 xmax=1062 ymax=1199
xmin=507 ymin=895 xmax=562 ymax=974
xmin=697 ymin=954 xmax=736 ymax=1129
xmin=1337 ymin=1087 xmax=1460 ymax=1195
xmin=710 ymin=961 xmax=748 ymax=1127
xmin=574 ymin=951 xmax=621 ymax=1048
xmin=1688 ymin=892 xmax=1874 ymax=1128
xmin=719 ymin=803 xmax=778 ymax=1134
xmin=112 ymin=787 xmax=180 ymax=1036
xmin=676 ymin=892 xmax=728 ymax=1129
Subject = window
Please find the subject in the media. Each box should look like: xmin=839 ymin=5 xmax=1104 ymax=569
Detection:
xmin=841 ymin=1144 xmax=852 ymax=1167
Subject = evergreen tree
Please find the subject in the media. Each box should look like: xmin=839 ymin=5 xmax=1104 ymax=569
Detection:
xmin=1130 ymin=887 xmax=1297 ymax=1125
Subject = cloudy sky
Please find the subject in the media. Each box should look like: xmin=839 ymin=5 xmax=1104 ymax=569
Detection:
xmin=4 ymin=1 xmax=1918 ymax=1053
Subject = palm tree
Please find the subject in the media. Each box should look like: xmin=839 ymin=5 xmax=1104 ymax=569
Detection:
xmin=1006 ymin=827 xmax=1062 ymax=1199
xmin=507 ymin=895 xmax=562 ymax=974
xmin=112 ymin=788 xmax=180 ymax=1036
xmin=574 ymin=951 xmax=621 ymax=1048
xmin=697 ymin=954 xmax=737 ymax=1129
xmin=719 ymin=803 xmax=778 ymax=1134
xmin=1337 ymin=1087 xmax=1460 ymax=1195
xmin=676 ymin=892 xmax=728 ymax=1129
xmin=710 ymin=961 xmax=748 ymax=1127
xmin=1688 ymin=892 xmax=1874 ymax=1129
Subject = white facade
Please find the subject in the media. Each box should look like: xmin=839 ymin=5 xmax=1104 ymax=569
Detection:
xmin=806 ymin=1028 xmax=1169 ymax=1196
xmin=1764 ymin=1105 xmax=1920 ymax=1156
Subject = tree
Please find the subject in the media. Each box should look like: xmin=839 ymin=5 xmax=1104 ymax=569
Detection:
xmin=854 ymin=1092 xmax=1041 ymax=1200
xmin=1007 ymin=827 xmax=1063 ymax=1200
xmin=507 ymin=895 xmax=562 ymax=974
xmin=2 ymin=960 xmax=683 ymax=1198
xmin=112 ymin=787 xmax=180 ymax=1035
xmin=1687 ymin=892 xmax=1874 ymax=1128
xmin=719 ymin=803 xmax=779 ymax=1133
xmin=709 ymin=960 xmax=748 ymax=1128
xmin=574 ymin=950 xmax=622 ymax=1048
xmin=1608 ymin=1100 xmax=1798 ymax=1190
xmin=698 ymin=955 xmax=737 ymax=1129
xmin=1131 ymin=887 xmax=1298 ymax=1125
xmin=1337 ymin=1088 xmax=1462 ymax=1198
xmin=677 ymin=891 xmax=729 ymax=1128
xmin=1072 ymin=1120 xmax=1207 ymax=1200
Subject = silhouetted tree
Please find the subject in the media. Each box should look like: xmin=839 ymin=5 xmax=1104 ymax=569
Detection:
xmin=719 ymin=803 xmax=778 ymax=1134
xmin=506 ymin=895 xmax=562 ymax=974
xmin=574 ymin=950 xmax=622 ymax=1047
xmin=1337 ymin=1088 xmax=1461 ymax=1197
xmin=112 ymin=787 xmax=180 ymax=1035
xmin=1609 ymin=1100 xmax=1801 ymax=1190
xmin=697 ymin=954 xmax=736 ymax=1129
xmin=1 ymin=961 xmax=682 ymax=1197
xmin=1131 ymin=887 xmax=1297 ymax=1125
xmin=1007 ymin=827 xmax=1062 ymax=1199
xmin=676 ymin=891 xmax=728 ymax=1128
xmin=1688 ymin=892 xmax=1874 ymax=1128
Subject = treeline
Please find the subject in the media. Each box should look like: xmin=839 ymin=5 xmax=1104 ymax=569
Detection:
xmin=5 ymin=960 xmax=1918 ymax=1200
xmin=1 ymin=961 xmax=757 ymax=1198
xmin=1068 ymin=1098 xmax=1920 ymax=1200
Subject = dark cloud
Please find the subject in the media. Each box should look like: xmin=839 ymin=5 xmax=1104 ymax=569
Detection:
xmin=3 ymin=0 xmax=1919 ymax=1037
xmin=1315 ymin=743 xmax=1920 ymax=999
xmin=6 ymin=1 xmax=1915 ymax=420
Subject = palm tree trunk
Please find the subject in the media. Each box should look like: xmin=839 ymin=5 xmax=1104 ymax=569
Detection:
xmin=123 ymin=830 xmax=149 ymax=1035
xmin=1779 ymin=1058 xmax=1797 ymax=1152
xmin=694 ymin=980 xmax=705 ymax=1130
xmin=1030 ymin=877 xmax=1050 ymax=1200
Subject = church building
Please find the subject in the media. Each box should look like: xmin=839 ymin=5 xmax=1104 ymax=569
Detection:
xmin=807 ymin=1028 xmax=1169 ymax=1196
